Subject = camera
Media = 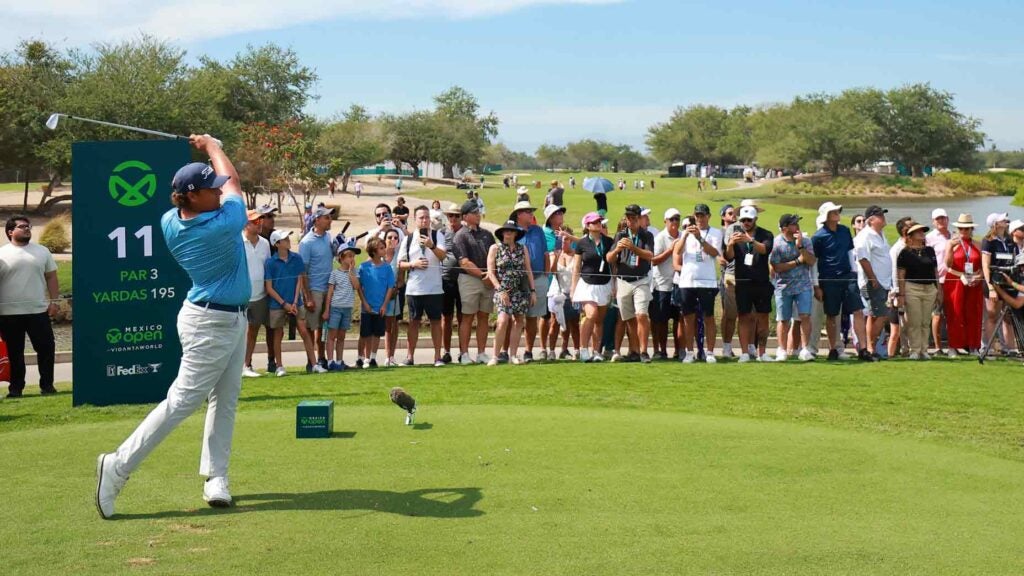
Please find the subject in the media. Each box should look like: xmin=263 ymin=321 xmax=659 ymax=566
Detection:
xmin=991 ymin=265 xmax=1021 ymax=287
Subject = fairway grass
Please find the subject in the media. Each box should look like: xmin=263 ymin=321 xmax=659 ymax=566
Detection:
xmin=4 ymin=361 xmax=1024 ymax=574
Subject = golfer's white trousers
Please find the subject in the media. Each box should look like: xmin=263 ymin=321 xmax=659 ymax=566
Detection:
xmin=114 ymin=301 xmax=246 ymax=479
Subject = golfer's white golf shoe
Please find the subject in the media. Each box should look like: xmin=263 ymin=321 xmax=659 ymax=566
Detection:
xmin=95 ymin=453 xmax=128 ymax=519
xmin=203 ymin=477 xmax=233 ymax=508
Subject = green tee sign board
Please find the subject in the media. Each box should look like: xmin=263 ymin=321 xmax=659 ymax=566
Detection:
xmin=72 ymin=140 xmax=192 ymax=406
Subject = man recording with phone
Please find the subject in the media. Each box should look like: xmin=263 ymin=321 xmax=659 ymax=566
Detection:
xmin=398 ymin=205 xmax=446 ymax=367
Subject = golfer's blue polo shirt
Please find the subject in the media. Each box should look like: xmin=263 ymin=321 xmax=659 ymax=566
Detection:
xmin=161 ymin=194 xmax=250 ymax=306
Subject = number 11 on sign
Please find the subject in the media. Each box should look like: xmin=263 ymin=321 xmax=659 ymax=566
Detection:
xmin=108 ymin=225 xmax=153 ymax=259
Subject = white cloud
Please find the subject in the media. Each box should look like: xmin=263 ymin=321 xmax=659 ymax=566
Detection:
xmin=0 ymin=0 xmax=622 ymax=48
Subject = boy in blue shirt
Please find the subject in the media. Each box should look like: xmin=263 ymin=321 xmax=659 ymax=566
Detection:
xmin=322 ymin=242 xmax=361 ymax=371
xmin=357 ymin=237 xmax=395 ymax=368
xmin=264 ymin=230 xmax=326 ymax=375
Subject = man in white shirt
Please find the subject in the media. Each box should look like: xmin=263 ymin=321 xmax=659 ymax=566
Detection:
xmin=925 ymin=208 xmax=951 ymax=353
xmin=854 ymin=205 xmax=892 ymax=359
xmin=673 ymin=203 xmax=723 ymax=363
xmin=650 ymin=209 xmax=682 ymax=360
xmin=0 ymin=215 xmax=59 ymax=397
xmin=398 ymin=205 xmax=447 ymax=367
xmin=242 ymin=209 xmax=273 ymax=377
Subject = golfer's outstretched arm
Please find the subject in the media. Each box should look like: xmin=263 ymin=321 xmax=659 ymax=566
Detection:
xmin=191 ymin=134 xmax=241 ymax=199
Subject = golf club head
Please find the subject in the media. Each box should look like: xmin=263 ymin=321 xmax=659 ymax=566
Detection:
xmin=45 ymin=113 xmax=61 ymax=131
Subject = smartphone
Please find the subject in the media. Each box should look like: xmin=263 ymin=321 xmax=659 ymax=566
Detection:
xmin=419 ymin=227 xmax=429 ymax=238
xmin=726 ymin=223 xmax=745 ymax=237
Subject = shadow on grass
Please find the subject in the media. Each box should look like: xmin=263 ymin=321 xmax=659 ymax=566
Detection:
xmin=119 ymin=487 xmax=484 ymax=520
xmin=412 ymin=422 xmax=433 ymax=430
xmin=242 ymin=391 xmax=375 ymax=404
xmin=331 ymin=431 xmax=356 ymax=438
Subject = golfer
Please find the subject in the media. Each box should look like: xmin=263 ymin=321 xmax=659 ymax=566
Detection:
xmin=96 ymin=135 xmax=249 ymax=518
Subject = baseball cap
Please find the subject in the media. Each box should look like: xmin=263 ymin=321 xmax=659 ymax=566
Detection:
xmin=986 ymin=212 xmax=1009 ymax=228
xmin=640 ymin=206 xmax=652 ymax=217
xmin=694 ymin=203 xmax=711 ymax=216
xmin=313 ymin=206 xmax=335 ymax=219
xmin=171 ymin=162 xmax=229 ymax=194
xmin=443 ymin=202 xmax=462 ymax=216
xmin=256 ymin=204 xmax=277 ymax=217
xmin=739 ymin=206 xmax=758 ymax=220
xmin=269 ymin=229 xmax=293 ymax=245
xmin=720 ymin=204 xmax=734 ymax=217
xmin=544 ymin=204 xmax=566 ymax=223
xmin=582 ymin=212 xmax=603 ymax=226
xmin=779 ymin=214 xmax=801 ymax=227
xmin=931 ymin=208 xmax=948 ymax=220
xmin=1009 ymin=219 xmax=1024 ymax=233
xmin=460 ymin=200 xmax=480 ymax=215
xmin=664 ymin=208 xmax=681 ymax=220
xmin=337 ymin=240 xmax=361 ymax=256
xmin=246 ymin=209 xmax=261 ymax=222
xmin=624 ymin=204 xmax=642 ymax=216
xmin=864 ymin=205 xmax=888 ymax=218
xmin=818 ymin=201 xmax=842 ymax=215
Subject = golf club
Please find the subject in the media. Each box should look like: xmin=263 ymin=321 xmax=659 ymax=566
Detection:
xmin=46 ymin=113 xmax=221 ymax=146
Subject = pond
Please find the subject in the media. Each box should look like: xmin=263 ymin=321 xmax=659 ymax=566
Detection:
xmin=780 ymin=195 xmax=1023 ymax=228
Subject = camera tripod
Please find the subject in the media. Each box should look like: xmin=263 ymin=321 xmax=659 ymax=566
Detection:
xmin=978 ymin=303 xmax=1024 ymax=364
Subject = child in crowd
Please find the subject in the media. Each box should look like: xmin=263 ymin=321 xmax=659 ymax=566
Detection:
xmin=322 ymin=242 xmax=361 ymax=371
xmin=264 ymin=230 xmax=326 ymax=375
xmin=356 ymin=237 xmax=395 ymax=368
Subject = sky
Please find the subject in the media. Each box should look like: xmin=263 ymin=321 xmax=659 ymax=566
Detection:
xmin=4 ymin=0 xmax=1024 ymax=153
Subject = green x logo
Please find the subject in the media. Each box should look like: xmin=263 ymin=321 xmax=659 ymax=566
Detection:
xmin=105 ymin=328 xmax=122 ymax=344
xmin=108 ymin=160 xmax=157 ymax=207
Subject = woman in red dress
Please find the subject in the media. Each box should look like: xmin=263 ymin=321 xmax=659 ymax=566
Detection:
xmin=943 ymin=214 xmax=984 ymax=355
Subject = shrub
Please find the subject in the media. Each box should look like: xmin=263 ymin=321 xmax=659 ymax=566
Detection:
xmin=38 ymin=215 xmax=71 ymax=253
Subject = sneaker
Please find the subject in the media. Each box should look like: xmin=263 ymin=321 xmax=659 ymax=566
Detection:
xmin=738 ymin=353 xmax=752 ymax=363
xmin=267 ymin=361 xmax=277 ymax=373
xmin=497 ymin=351 xmax=510 ymax=364
xmin=442 ymin=352 xmax=452 ymax=364
xmin=705 ymin=354 xmax=718 ymax=364
xmin=312 ymin=364 xmax=328 ymax=374
xmin=857 ymin=349 xmax=876 ymax=362
xmin=591 ymin=354 xmax=604 ymax=363
xmin=827 ymin=349 xmax=840 ymax=362
xmin=487 ymin=357 xmax=499 ymax=366
xmin=921 ymin=352 xmax=932 ymax=361
xmin=559 ymin=350 xmax=572 ymax=360
xmin=947 ymin=348 xmax=958 ymax=358
xmin=641 ymin=352 xmax=652 ymax=364
xmin=476 ymin=352 xmax=491 ymax=365
xmin=537 ymin=350 xmax=548 ymax=362
xmin=622 ymin=353 xmax=640 ymax=363
xmin=872 ymin=351 xmax=885 ymax=362
xmin=511 ymin=356 xmax=523 ymax=365
xmin=653 ymin=351 xmax=668 ymax=361
xmin=336 ymin=361 xmax=349 ymax=371
xmin=318 ymin=359 xmax=328 ymax=370
xmin=402 ymin=357 xmax=415 ymax=367
xmin=758 ymin=353 xmax=774 ymax=362
xmin=935 ymin=348 xmax=947 ymax=357
xmin=275 ymin=367 xmax=287 ymax=377
xmin=908 ymin=352 xmax=921 ymax=361
xmin=722 ymin=343 xmax=735 ymax=358
xmin=682 ymin=351 xmax=695 ymax=364
xmin=95 ymin=453 xmax=128 ymax=519
xmin=798 ymin=348 xmax=815 ymax=362
xmin=837 ymin=350 xmax=851 ymax=360
xmin=242 ymin=366 xmax=261 ymax=378
xmin=327 ymin=361 xmax=341 ymax=372
xmin=203 ymin=477 xmax=232 ymax=508
xmin=40 ymin=386 xmax=57 ymax=395
xmin=523 ymin=351 xmax=534 ymax=364
xmin=368 ymin=359 xmax=378 ymax=368
xmin=610 ymin=352 xmax=622 ymax=362
xmin=355 ymin=359 xmax=364 ymax=369
xmin=434 ymin=359 xmax=445 ymax=368
xmin=776 ymin=349 xmax=789 ymax=362
xmin=579 ymin=349 xmax=592 ymax=363
xmin=460 ymin=352 xmax=473 ymax=365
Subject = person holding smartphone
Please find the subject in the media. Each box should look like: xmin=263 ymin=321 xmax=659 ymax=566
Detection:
xmin=397 ymin=205 xmax=447 ymax=367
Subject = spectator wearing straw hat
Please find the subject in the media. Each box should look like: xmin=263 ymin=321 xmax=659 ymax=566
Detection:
xmin=944 ymin=213 xmax=984 ymax=355
xmin=896 ymin=222 xmax=938 ymax=360
xmin=510 ymin=200 xmax=550 ymax=362
xmin=812 ymin=201 xmax=872 ymax=362
xmin=485 ymin=221 xmax=535 ymax=365
xmin=440 ymin=203 xmax=464 ymax=363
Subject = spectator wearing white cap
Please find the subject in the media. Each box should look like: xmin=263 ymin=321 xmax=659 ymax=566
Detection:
xmin=650 ymin=208 xmax=682 ymax=360
xmin=640 ymin=207 xmax=658 ymax=237
xmin=673 ymin=203 xmax=722 ymax=363
xmin=241 ymin=209 xmax=273 ymax=378
xmin=982 ymin=212 xmax=1016 ymax=354
xmin=812 ymin=201 xmax=872 ymax=361
xmin=925 ymin=208 xmax=952 ymax=353
xmin=724 ymin=205 xmax=774 ymax=362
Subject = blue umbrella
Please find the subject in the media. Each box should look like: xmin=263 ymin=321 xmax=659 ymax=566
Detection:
xmin=582 ymin=177 xmax=614 ymax=195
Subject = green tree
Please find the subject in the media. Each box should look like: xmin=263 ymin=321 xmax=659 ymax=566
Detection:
xmin=430 ymin=86 xmax=499 ymax=178
xmin=382 ymin=110 xmax=436 ymax=178
xmin=565 ymin=139 xmax=606 ymax=171
xmin=794 ymin=90 xmax=882 ymax=176
xmin=646 ymin=105 xmax=740 ymax=166
xmin=319 ymin=104 xmax=387 ymax=192
xmin=535 ymin=144 xmax=567 ymax=170
xmin=749 ymin=104 xmax=811 ymax=170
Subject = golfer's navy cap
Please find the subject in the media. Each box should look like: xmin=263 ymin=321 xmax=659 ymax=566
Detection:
xmin=172 ymin=162 xmax=229 ymax=194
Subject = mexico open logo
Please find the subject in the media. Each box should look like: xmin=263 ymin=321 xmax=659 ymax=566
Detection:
xmin=108 ymin=160 xmax=157 ymax=207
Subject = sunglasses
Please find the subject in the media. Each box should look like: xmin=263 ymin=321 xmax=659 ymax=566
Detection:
xmin=739 ymin=218 xmax=753 ymax=224
xmin=667 ymin=217 xmax=680 ymax=222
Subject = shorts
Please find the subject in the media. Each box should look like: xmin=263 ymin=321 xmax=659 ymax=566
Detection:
xmin=775 ymin=290 xmax=812 ymax=321
xmin=269 ymin=308 xmax=291 ymax=330
xmin=527 ymin=275 xmax=551 ymax=318
xmin=616 ymin=278 xmax=652 ymax=321
xmin=442 ymin=277 xmax=462 ymax=317
xmin=304 ymin=291 xmax=326 ymax=330
xmin=458 ymin=274 xmax=495 ymax=315
xmin=563 ymin=299 xmax=581 ymax=322
xmin=821 ymin=276 xmax=865 ymax=317
xmin=650 ymin=290 xmax=679 ymax=323
xmin=572 ymin=280 xmax=612 ymax=307
xmin=386 ymin=286 xmax=406 ymax=318
xmin=721 ymin=274 xmax=738 ymax=319
xmin=247 ymin=297 xmax=269 ymax=326
xmin=327 ymin=306 xmax=353 ymax=330
xmin=408 ymin=293 xmax=443 ymax=321
xmin=736 ymin=283 xmax=773 ymax=314
xmin=359 ymin=312 xmax=386 ymax=338
xmin=679 ymin=287 xmax=719 ymax=316
xmin=860 ymin=284 xmax=890 ymax=318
